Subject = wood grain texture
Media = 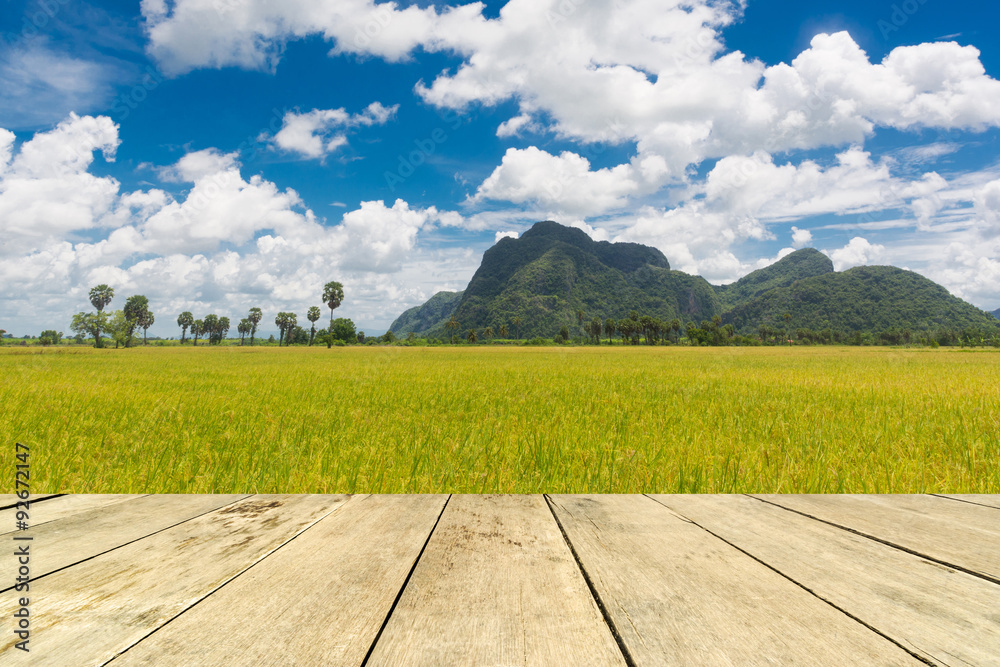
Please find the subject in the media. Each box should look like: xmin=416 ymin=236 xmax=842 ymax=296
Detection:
xmin=754 ymin=494 xmax=1000 ymax=582
xmin=548 ymin=495 xmax=918 ymax=666
xmin=367 ymin=495 xmax=626 ymax=667
xmin=655 ymin=494 xmax=1000 ymax=666
xmin=0 ymin=494 xmax=248 ymax=589
xmin=0 ymin=494 xmax=349 ymax=666
xmin=112 ymin=494 xmax=447 ymax=667
xmin=935 ymin=494 xmax=1000 ymax=510
xmin=0 ymin=494 xmax=146 ymax=535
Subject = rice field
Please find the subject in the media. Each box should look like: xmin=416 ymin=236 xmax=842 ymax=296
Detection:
xmin=2 ymin=345 xmax=998 ymax=494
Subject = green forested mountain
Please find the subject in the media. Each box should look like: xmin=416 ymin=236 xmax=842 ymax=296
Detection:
xmin=393 ymin=220 xmax=999 ymax=339
xmin=422 ymin=221 xmax=720 ymax=339
xmin=993 ymin=308 xmax=1000 ymax=320
xmin=722 ymin=265 xmax=1000 ymax=333
xmin=388 ymin=290 xmax=464 ymax=335
xmin=715 ymin=248 xmax=833 ymax=309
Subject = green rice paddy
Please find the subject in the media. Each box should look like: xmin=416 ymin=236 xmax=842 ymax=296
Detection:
xmin=2 ymin=345 xmax=997 ymax=494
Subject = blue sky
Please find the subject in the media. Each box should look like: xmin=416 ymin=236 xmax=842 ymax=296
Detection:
xmin=2 ymin=0 xmax=1000 ymax=337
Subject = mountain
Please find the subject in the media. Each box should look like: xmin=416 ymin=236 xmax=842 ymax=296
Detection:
xmin=388 ymin=290 xmax=464 ymax=335
xmin=722 ymin=265 xmax=1000 ymax=333
xmin=715 ymin=248 xmax=834 ymax=309
xmin=422 ymin=221 xmax=720 ymax=339
xmin=993 ymin=308 xmax=1000 ymax=320
xmin=392 ymin=221 xmax=1000 ymax=339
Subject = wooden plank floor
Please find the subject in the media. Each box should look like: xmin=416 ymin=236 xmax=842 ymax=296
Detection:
xmin=3 ymin=495 xmax=998 ymax=666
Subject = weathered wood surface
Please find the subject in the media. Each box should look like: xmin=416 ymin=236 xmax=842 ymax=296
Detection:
xmin=548 ymin=494 xmax=918 ymax=666
xmin=6 ymin=494 xmax=1000 ymax=667
xmin=655 ymin=494 xmax=1000 ymax=666
xmin=0 ymin=494 xmax=248 ymax=590
xmin=368 ymin=495 xmax=626 ymax=667
xmin=0 ymin=494 xmax=60 ymax=509
xmin=936 ymin=494 xmax=1000 ymax=510
xmin=0 ymin=495 xmax=349 ymax=666
xmin=112 ymin=494 xmax=448 ymax=667
xmin=755 ymin=493 xmax=1000 ymax=582
xmin=0 ymin=494 xmax=146 ymax=535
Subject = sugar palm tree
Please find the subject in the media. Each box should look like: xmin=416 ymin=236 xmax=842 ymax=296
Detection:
xmin=604 ymin=318 xmax=616 ymax=344
xmin=307 ymin=306 xmax=321 ymax=345
xmin=88 ymin=284 xmax=114 ymax=348
xmin=237 ymin=318 xmax=250 ymax=345
xmin=446 ymin=315 xmax=459 ymax=339
xmin=138 ymin=310 xmax=154 ymax=345
xmin=466 ymin=328 xmax=477 ymax=343
xmin=248 ymin=307 xmax=262 ymax=346
xmin=498 ymin=324 xmax=509 ymax=339
xmin=191 ymin=319 xmax=204 ymax=346
xmin=512 ymin=315 xmax=522 ymax=340
xmin=177 ymin=311 xmax=193 ymax=344
xmin=483 ymin=326 xmax=494 ymax=342
xmin=323 ymin=281 xmax=344 ymax=329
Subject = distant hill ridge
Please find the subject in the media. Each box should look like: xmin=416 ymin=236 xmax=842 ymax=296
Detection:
xmin=390 ymin=221 xmax=999 ymax=339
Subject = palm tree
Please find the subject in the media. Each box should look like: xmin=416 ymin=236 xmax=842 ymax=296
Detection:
xmin=237 ymin=318 xmax=250 ymax=345
xmin=218 ymin=316 xmax=230 ymax=343
xmin=203 ymin=314 xmax=219 ymax=344
xmin=248 ymin=307 xmax=262 ymax=346
xmin=275 ymin=313 xmax=288 ymax=346
xmin=307 ymin=306 xmax=321 ymax=346
xmin=604 ymin=318 xmax=616 ymax=344
xmin=499 ymin=324 xmax=509 ymax=339
xmin=323 ymin=281 xmax=344 ymax=329
xmin=466 ymin=328 xmax=477 ymax=343
xmin=590 ymin=317 xmax=602 ymax=344
xmin=483 ymin=326 xmax=494 ymax=342
xmin=177 ymin=311 xmax=193 ymax=344
xmin=512 ymin=315 xmax=522 ymax=340
xmin=576 ymin=309 xmax=585 ymax=336
xmin=275 ymin=312 xmax=297 ymax=346
xmin=618 ymin=319 xmax=633 ymax=345
xmin=446 ymin=316 xmax=459 ymax=339
xmin=191 ymin=319 xmax=204 ymax=346
xmin=138 ymin=309 xmax=155 ymax=345
xmin=88 ymin=284 xmax=114 ymax=348
xmin=639 ymin=315 xmax=654 ymax=344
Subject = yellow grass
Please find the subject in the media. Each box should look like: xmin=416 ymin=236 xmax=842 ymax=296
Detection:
xmin=2 ymin=345 xmax=997 ymax=493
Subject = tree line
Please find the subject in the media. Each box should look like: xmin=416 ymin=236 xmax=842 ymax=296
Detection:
xmin=66 ymin=281 xmax=355 ymax=348
xmin=422 ymin=309 xmax=1000 ymax=348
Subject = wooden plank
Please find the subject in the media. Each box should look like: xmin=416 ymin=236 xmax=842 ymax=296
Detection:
xmin=0 ymin=494 xmax=147 ymax=535
xmin=0 ymin=494 xmax=60 ymax=509
xmin=654 ymin=494 xmax=1000 ymax=666
xmin=0 ymin=494 xmax=350 ymax=666
xmin=111 ymin=494 xmax=448 ymax=666
xmin=935 ymin=494 xmax=1000 ymax=510
xmin=754 ymin=494 xmax=1000 ymax=582
xmin=367 ymin=495 xmax=626 ymax=667
xmin=548 ymin=495 xmax=918 ymax=666
xmin=0 ymin=494 xmax=248 ymax=589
